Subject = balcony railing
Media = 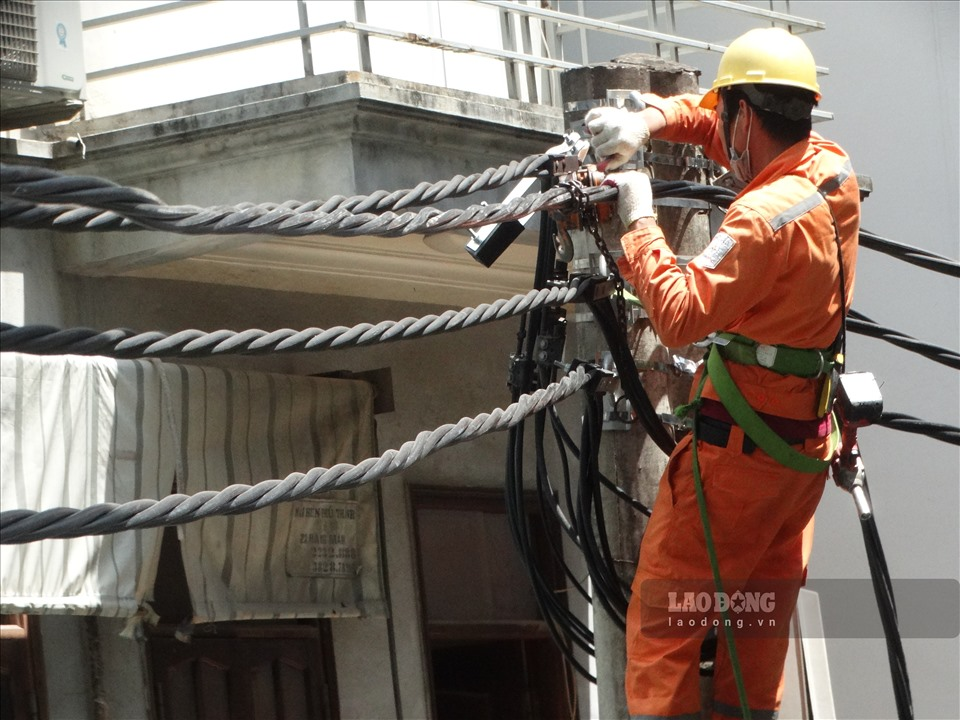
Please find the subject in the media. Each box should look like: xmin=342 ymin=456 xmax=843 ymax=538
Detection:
xmin=78 ymin=0 xmax=829 ymax=119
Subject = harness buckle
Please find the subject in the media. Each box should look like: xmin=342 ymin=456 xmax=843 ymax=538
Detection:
xmin=694 ymin=332 xmax=730 ymax=348
xmin=814 ymin=350 xmax=826 ymax=377
xmin=755 ymin=344 xmax=778 ymax=369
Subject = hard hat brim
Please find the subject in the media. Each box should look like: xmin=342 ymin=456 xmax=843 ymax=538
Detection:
xmin=700 ymin=89 xmax=719 ymax=112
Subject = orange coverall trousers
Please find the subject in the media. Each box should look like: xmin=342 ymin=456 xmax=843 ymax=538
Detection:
xmin=615 ymin=92 xmax=858 ymax=719
xmin=625 ymin=428 xmax=831 ymax=719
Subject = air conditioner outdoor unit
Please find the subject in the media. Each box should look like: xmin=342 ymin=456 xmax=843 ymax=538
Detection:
xmin=1 ymin=0 xmax=86 ymax=130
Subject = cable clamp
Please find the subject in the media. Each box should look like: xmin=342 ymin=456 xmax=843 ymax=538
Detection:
xmin=564 ymin=273 xmax=614 ymax=303
xmin=546 ymin=132 xmax=590 ymax=178
xmin=535 ymin=308 xmax=567 ymax=370
xmin=507 ymin=353 xmax=535 ymax=393
xmin=660 ymin=412 xmax=694 ymax=430
xmin=561 ymin=359 xmax=617 ymax=394
xmin=604 ymin=394 xmax=634 ymax=431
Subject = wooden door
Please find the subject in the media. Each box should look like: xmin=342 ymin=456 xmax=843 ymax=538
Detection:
xmin=150 ymin=627 xmax=336 ymax=720
xmin=411 ymin=487 xmax=578 ymax=720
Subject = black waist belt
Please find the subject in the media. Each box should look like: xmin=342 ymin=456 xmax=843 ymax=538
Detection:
xmin=696 ymin=415 xmax=807 ymax=455
xmin=699 ymin=399 xmax=831 ymax=439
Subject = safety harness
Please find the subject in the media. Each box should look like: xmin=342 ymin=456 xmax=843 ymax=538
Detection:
xmin=705 ymin=333 xmax=841 ymax=472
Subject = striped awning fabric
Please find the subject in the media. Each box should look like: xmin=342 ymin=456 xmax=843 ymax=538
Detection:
xmin=0 ymin=353 xmax=383 ymax=621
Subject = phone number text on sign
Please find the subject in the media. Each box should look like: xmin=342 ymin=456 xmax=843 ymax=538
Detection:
xmin=286 ymin=499 xmax=360 ymax=578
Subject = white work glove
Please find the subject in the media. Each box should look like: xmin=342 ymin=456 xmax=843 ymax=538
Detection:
xmin=603 ymin=171 xmax=655 ymax=229
xmin=585 ymin=106 xmax=650 ymax=171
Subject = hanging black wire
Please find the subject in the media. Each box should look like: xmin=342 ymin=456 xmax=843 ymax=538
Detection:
xmin=576 ymin=389 xmax=629 ymax=629
xmin=587 ymin=298 xmax=677 ymax=455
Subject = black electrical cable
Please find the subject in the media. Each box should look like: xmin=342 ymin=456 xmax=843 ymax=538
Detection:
xmin=545 ymin=407 xmax=582 ymax=539
xmin=507 ymin=420 xmax=596 ymax=681
xmin=535 ymin=409 xmax=581 ymax=545
xmin=502 ymin=186 xmax=598 ymax=683
xmin=847 ymin=309 xmax=960 ymax=370
xmin=548 ymin=405 xmax=651 ymax=517
xmin=534 ymin=399 xmax=595 ymax=605
xmin=584 ymin=392 xmax=634 ymax=599
xmin=587 ymin=298 xmax=677 ymax=455
xmin=600 ymin=473 xmax=652 ymax=517
xmin=576 ymin=390 xmax=628 ymax=629
xmin=860 ymin=501 xmax=914 ymax=720
xmin=859 ymin=229 xmax=960 ymax=278
xmin=874 ymin=412 xmax=960 ymax=445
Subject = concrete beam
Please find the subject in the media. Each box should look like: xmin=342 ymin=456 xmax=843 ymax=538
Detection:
xmin=3 ymin=72 xmax=563 ymax=306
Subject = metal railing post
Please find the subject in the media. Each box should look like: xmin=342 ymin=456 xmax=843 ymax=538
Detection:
xmin=354 ymin=0 xmax=372 ymax=73
xmin=519 ymin=1 xmax=539 ymax=103
xmin=297 ymin=0 xmax=314 ymax=76
xmin=499 ymin=6 xmax=521 ymax=101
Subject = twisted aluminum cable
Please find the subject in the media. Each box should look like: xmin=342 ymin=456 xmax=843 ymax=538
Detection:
xmin=0 ymin=183 xmax=736 ymax=235
xmin=0 ymin=152 xmax=550 ymax=222
xmin=0 ymin=278 xmax=604 ymax=358
xmin=0 ymin=163 xmax=614 ymax=237
xmin=0 ymin=162 xmax=738 ymax=237
xmin=0 ymin=366 xmax=597 ymax=544
xmin=10 ymin=163 xmax=954 ymax=285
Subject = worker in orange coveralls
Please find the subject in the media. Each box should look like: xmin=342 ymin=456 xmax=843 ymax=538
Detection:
xmin=585 ymin=28 xmax=860 ymax=720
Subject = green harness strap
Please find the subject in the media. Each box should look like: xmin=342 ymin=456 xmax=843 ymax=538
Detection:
xmin=714 ymin=332 xmax=835 ymax=378
xmin=706 ymin=346 xmax=839 ymax=473
xmin=680 ymin=346 xmax=840 ymax=719
xmin=686 ymin=366 xmax=753 ymax=719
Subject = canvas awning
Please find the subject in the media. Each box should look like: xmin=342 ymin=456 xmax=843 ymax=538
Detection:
xmin=1 ymin=352 xmax=383 ymax=622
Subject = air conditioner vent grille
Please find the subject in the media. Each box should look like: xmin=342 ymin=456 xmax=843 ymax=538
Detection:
xmin=0 ymin=0 xmax=38 ymax=83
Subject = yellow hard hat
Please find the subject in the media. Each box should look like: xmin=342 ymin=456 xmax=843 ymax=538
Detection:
xmin=700 ymin=27 xmax=820 ymax=111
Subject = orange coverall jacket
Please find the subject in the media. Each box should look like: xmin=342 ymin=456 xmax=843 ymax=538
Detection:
xmin=617 ymin=93 xmax=861 ymax=420
xmin=617 ymin=94 xmax=861 ymax=720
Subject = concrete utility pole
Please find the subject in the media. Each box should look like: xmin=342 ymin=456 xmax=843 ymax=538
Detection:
xmin=560 ymin=54 xmax=711 ymax=718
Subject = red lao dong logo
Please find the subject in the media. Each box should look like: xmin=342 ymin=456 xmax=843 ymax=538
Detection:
xmin=668 ymin=590 xmax=776 ymax=614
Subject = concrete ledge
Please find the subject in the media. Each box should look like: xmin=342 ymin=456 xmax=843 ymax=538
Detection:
xmin=6 ymin=72 xmax=563 ymax=167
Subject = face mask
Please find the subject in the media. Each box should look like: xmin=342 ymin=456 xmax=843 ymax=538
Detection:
xmin=728 ymin=110 xmax=754 ymax=184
